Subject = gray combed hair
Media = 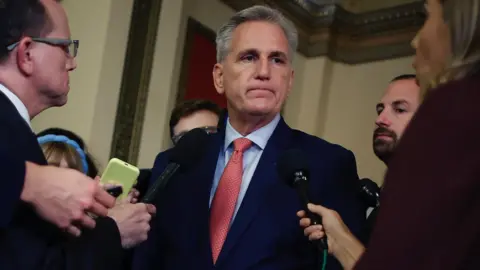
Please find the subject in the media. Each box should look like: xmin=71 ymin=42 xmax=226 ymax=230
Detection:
xmin=215 ymin=5 xmax=298 ymax=63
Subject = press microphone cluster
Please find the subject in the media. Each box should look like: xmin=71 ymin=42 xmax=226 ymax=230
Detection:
xmin=277 ymin=148 xmax=328 ymax=251
xmin=358 ymin=178 xmax=380 ymax=208
xmin=142 ymin=128 xmax=210 ymax=203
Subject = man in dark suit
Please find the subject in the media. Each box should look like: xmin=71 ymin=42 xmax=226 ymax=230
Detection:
xmin=133 ymin=5 xmax=365 ymax=270
xmin=0 ymin=0 xmax=127 ymax=269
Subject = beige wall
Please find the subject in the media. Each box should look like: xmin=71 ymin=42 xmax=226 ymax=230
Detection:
xmin=33 ymin=0 xmax=415 ymax=183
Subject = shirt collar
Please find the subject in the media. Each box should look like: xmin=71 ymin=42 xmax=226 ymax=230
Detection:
xmin=224 ymin=113 xmax=281 ymax=151
xmin=0 ymin=84 xmax=31 ymax=129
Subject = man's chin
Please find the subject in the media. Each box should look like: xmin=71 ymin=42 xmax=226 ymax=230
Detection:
xmin=244 ymin=102 xmax=281 ymax=116
xmin=51 ymin=95 xmax=68 ymax=107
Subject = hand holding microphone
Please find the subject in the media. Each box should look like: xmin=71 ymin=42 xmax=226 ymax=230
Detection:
xmin=297 ymin=204 xmax=351 ymax=254
xmin=298 ymin=204 xmax=365 ymax=270
xmin=277 ymin=149 xmax=328 ymax=251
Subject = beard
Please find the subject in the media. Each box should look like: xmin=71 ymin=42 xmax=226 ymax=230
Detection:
xmin=373 ymin=126 xmax=398 ymax=164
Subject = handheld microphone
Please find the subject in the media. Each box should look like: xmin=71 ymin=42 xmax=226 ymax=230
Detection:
xmin=358 ymin=178 xmax=380 ymax=208
xmin=277 ymin=148 xmax=328 ymax=251
xmin=141 ymin=128 xmax=210 ymax=203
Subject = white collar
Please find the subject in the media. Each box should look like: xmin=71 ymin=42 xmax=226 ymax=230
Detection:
xmin=224 ymin=113 xmax=281 ymax=151
xmin=0 ymin=84 xmax=31 ymax=129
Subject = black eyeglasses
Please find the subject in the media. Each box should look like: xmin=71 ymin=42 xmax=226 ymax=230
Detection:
xmin=172 ymin=126 xmax=218 ymax=145
xmin=7 ymin=38 xmax=79 ymax=58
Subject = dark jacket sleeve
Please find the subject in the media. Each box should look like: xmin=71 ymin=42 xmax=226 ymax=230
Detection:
xmin=355 ymin=78 xmax=480 ymax=270
xmin=328 ymin=150 xmax=366 ymax=240
xmin=315 ymin=149 xmax=366 ymax=270
xmin=0 ymin=133 xmax=26 ymax=228
xmin=65 ymin=216 xmax=123 ymax=270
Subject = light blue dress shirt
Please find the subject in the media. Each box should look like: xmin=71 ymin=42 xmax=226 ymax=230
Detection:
xmin=209 ymin=113 xmax=281 ymax=221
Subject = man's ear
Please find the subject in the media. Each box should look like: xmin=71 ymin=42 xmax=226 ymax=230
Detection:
xmin=213 ymin=63 xmax=225 ymax=95
xmin=16 ymin=37 xmax=35 ymax=76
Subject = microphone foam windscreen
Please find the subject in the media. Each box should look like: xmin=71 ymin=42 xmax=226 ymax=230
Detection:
xmin=277 ymin=148 xmax=309 ymax=187
xmin=169 ymin=128 xmax=210 ymax=169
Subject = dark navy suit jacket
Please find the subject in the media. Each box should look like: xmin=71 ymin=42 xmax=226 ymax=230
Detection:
xmin=0 ymin=91 xmax=123 ymax=270
xmin=133 ymin=116 xmax=365 ymax=270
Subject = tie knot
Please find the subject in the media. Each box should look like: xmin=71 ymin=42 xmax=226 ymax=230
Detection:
xmin=233 ymin=138 xmax=252 ymax=153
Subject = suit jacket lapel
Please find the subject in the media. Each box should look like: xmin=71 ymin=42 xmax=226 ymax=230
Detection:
xmin=215 ymin=118 xmax=292 ymax=266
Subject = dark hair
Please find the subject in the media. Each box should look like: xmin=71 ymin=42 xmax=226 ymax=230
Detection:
xmin=390 ymin=74 xmax=417 ymax=82
xmin=169 ymin=99 xmax=222 ymax=138
xmin=0 ymin=0 xmax=53 ymax=62
xmin=36 ymin=127 xmax=99 ymax=178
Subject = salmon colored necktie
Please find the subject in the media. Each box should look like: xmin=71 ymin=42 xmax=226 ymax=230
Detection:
xmin=209 ymin=138 xmax=252 ymax=264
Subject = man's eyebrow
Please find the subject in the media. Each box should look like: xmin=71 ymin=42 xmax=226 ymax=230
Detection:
xmin=392 ymin=100 xmax=410 ymax=106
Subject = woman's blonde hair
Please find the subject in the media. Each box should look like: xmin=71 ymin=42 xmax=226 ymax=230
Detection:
xmin=41 ymin=141 xmax=84 ymax=173
xmin=430 ymin=0 xmax=480 ymax=89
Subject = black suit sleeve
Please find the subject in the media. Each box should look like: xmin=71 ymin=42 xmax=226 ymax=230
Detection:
xmin=314 ymin=149 xmax=365 ymax=270
xmin=0 ymin=132 xmax=26 ymax=228
xmin=65 ymin=216 xmax=123 ymax=270
xmin=322 ymin=150 xmax=366 ymax=239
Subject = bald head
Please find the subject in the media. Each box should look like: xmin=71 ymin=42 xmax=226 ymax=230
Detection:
xmin=41 ymin=0 xmax=70 ymax=37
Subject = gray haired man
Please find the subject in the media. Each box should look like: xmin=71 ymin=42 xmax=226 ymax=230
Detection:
xmin=133 ymin=5 xmax=365 ymax=270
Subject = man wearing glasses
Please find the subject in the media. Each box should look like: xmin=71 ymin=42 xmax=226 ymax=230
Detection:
xmin=0 ymin=1 xmax=123 ymax=269
xmin=169 ymin=99 xmax=223 ymax=145
xmin=134 ymin=99 xmax=222 ymax=201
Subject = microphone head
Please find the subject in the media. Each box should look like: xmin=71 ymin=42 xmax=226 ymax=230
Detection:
xmin=358 ymin=178 xmax=380 ymax=207
xmin=277 ymin=148 xmax=309 ymax=187
xmin=169 ymin=128 xmax=210 ymax=169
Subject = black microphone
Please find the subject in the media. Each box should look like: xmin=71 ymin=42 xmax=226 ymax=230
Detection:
xmin=277 ymin=148 xmax=328 ymax=251
xmin=142 ymin=128 xmax=210 ymax=203
xmin=358 ymin=178 xmax=380 ymax=208
xmin=134 ymin=169 xmax=152 ymax=201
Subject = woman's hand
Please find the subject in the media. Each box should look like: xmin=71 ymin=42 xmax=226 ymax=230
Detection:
xmin=297 ymin=203 xmax=365 ymax=270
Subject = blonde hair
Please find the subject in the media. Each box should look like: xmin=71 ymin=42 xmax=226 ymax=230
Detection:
xmin=41 ymin=142 xmax=84 ymax=172
xmin=429 ymin=0 xmax=480 ymax=90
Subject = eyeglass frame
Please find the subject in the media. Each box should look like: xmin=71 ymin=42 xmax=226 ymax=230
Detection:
xmin=171 ymin=126 xmax=218 ymax=145
xmin=7 ymin=38 xmax=79 ymax=58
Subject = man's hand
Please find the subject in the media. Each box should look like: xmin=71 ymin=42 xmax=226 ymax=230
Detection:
xmin=21 ymin=162 xmax=116 ymax=236
xmin=108 ymin=202 xmax=156 ymax=248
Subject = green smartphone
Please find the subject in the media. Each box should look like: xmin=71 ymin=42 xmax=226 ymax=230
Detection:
xmin=100 ymin=158 xmax=139 ymax=200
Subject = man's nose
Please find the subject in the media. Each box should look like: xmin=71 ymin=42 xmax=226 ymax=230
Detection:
xmin=67 ymin=57 xmax=77 ymax=71
xmin=255 ymin=58 xmax=271 ymax=80
xmin=375 ymin=111 xmax=392 ymax=127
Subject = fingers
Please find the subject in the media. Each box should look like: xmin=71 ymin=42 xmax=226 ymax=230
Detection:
xmin=78 ymin=214 xmax=96 ymax=229
xmin=145 ymin=204 xmax=156 ymax=215
xmin=304 ymin=224 xmax=325 ymax=241
xmin=296 ymin=210 xmax=306 ymax=218
xmin=88 ymin=200 xmax=109 ymax=217
xmin=307 ymin=203 xmax=328 ymax=216
xmin=299 ymin=217 xmax=311 ymax=228
xmin=66 ymin=225 xmax=82 ymax=237
xmin=308 ymin=230 xmax=325 ymax=241
xmin=304 ymin=224 xmax=323 ymax=236
xmin=125 ymin=188 xmax=140 ymax=204
xmin=94 ymin=185 xmax=116 ymax=209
